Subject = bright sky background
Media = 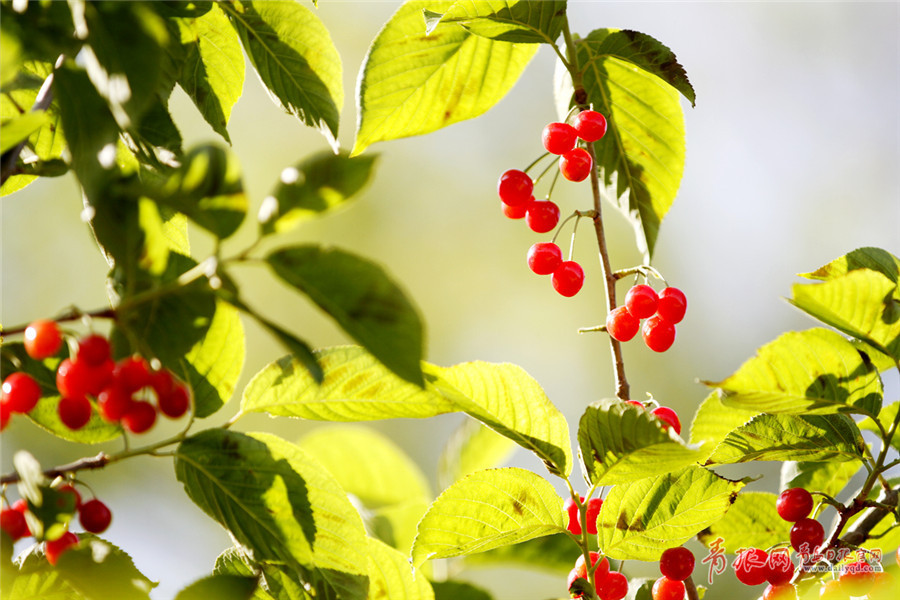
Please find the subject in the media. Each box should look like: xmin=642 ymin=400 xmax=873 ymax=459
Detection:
xmin=2 ymin=2 xmax=898 ymax=598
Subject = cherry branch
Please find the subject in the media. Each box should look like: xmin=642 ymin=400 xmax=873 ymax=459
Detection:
xmin=1 ymin=452 xmax=111 ymax=485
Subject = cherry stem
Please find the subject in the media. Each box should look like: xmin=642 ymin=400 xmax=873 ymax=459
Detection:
xmin=524 ymin=151 xmax=552 ymax=175
xmin=684 ymin=576 xmax=700 ymax=600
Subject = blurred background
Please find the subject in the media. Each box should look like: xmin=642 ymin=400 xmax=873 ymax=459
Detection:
xmin=1 ymin=1 xmax=898 ymax=598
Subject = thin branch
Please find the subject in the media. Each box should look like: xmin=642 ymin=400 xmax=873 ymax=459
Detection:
xmin=1 ymin=453 xmax=110 ymax=485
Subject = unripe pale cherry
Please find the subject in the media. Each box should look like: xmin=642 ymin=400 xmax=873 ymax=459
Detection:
xmin=839 ymin=562 xmax=875 ymax=596
xmin=559 ymin=148 xmax=593 ymax=182
xmin=625 ymin=284 xmax=659 ymax=318
xmin=776 ymin=488 xmax=813 ymax=522
xmin=642 ymin=315 xmax=676 ymax=352
xmin=657 ymin=287 xmax=687 ymax=323
xmin=24 ymin=319 xmax=63 ymax=359
xmin=497 ymin=169 xmax=533 ymax=207
xmin=606 ymin=306 xmax=639 ymax=342
xmin=527 ymin=242 xmax=563 ymax=275
xmin=763 ymin=583 xmax=797 ymax=600
xmin=573 ymin=110 xmax=608 ymax=142
xmin=542 ymin=122 xmax=578 ymax=155
xmin=525 ymin=200 xmax=560 ymax=233
xmin=552 ymin=261 xmax=585 ymax=297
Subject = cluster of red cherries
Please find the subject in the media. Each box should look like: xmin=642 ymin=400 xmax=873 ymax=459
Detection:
xmin=1 ymin=319 xmax=191 ymax=433
xmin=497 ymin=110 xmax=608 ymax=298
xmin=1 ymin=483 xmax=112 ymax=565
xmin=606 ymin=284 xmax=687 ymax=353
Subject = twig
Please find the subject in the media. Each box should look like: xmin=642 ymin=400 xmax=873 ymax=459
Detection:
xmin=684 ymin=575 xmax=700 ymax=600
xmin=0 ymin=452 xmax=110 ymax=485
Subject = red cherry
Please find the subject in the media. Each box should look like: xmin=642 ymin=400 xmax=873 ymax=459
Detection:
xmin=501 ymin=200 xmax=528 ymax=219
xmin=659 ymin=546 xmax=695 ymax=581
xmin=789 ymin=518 xmax=824 ymax=553
xmin=564 ymin=496 xmax=582 ymax=535
xmin=158 ymin=383 xmax=190 ymax=419
xmin=78 ymin=498 xmax=112 ymax=533
xmin=542 ymin=122 xmax=578 ymax=155
xmin=113 ymin=356 xmax=152 ymax=393
xmin=839 ymin=561 xmax=875 ymax=596
xmin=642 ymin=315 xmax=676 ymax=352
xmin=763 ymin=583 xmax=797 ymax=600
xmin=24 ymin=320 xmax=63 ymax=360
xmin=596 ymin=571 xmax=628 ymax=600
xmin=766 ymin=550 xmax=794 ymax=585
xmin=776 ymin=488 xmax=813 ymax=522
xmin=58 ymin=395 xmax=93 ymax=430
xmin=606 ymin=306 xmax=640 ymax=342
xmin=657 ymin=287 xmax=687 ymax=324
xmin=559 ymin=148 xmax=593 ymax=182
xmin=497 ymin=169 xmax=534 ymax=207
xmin=527 ymin=242 xmax=563 ymax=275
xmin=625 ymin=284 xmax=659 ymax=319
xmin=585 ymin=498 xmax=602 ymax=535
xmin=84 ymin=359 xmax=114 ymax=396
xmin=573 ymin=110 xmax=608 ymax=142
xmin=2 ymin=372 xmax=41 ymax=414
xmin=652 ymin=576 xmax=685 ymax=600
xmin=76 ymin=335 xmax=111 ymax=366
xmin=45 ymin=531 xmax=78 ymax=565
xmin=625 ymin=400 xmax=644 ymax=407
xmin=552 ymin=261 xmax=584 ymax=297
xmin=525 ymin=200 xmax=560 ymax=233
xmin=0 ymin=398 xmax=10 ymax=431
xmin=57 ymin=484 xmax=82 ymax=510
xmin=651 ymin=406 xmax=682 ymax=435
xmin=121 ymin=400 xmax=157 ymax=434
xmin=97 ymin=385 xmax=134 ymax=423
xmin=56 ymin=359 xmax=91 ymax=401
xmin=574 ymin=551 xmax=610 ymax=583
xmin=734 ymin=548 xmax=770 ymax=586
xmin=0 ymin=506 xmax=29 ymax=540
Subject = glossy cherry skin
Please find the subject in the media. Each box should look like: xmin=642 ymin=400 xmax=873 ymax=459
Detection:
xmin=657 ymin=287 xmax=687 ymax=323
xmin=542 ymin=122 xmax=578 ymax=155
xmin=559 ymin=148 xmax=593 ymax=182
xmin=527 ymin=242 xmax=563 ymax=275
xmin=497 ymin=169 xmax=534 ymax=207
xmin=606 ymin=306 xmax=639 ymax=342
xmin=552 ymin=261 xmax=585 ymax=297
xmin=652 ymin=576 xmax=685 ymax=600
xmin=2 ymin=373 xmax=41 ymax=414
xmin=525 ymin=200 xmax=560 ymax=233
xmin=24 ymin=320 xmax=63 ymax=359
xmin=652 ymin=406 xmax=682 ymax=435
xmin=625 ymin=284 xmax=659 ymax=319
xmin=659 ymin=546 xmax=695 ymax=581
xmin=776 ymin=488 xmax=813 ymax=522
xmin=734 ymin=548 xmax=770 ymax=586
xmin=642 ymin=316 xmax=676 ymax=352
xmin=574 ymin=110 xmax=608 ymax=142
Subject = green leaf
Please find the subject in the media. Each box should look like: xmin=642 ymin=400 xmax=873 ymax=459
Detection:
xmin=182 ymin=299 xmax=245 ymax=419
xmin=557 ymin=28 xmax=688 ymax=260
xmin=463 ymin=532 xmax=576 ymax=574
xmin=596 ymin=466 xmax=744 ymax=561
xmin=705 ymin=328 xmax=883 ymax=420
xmin=425 ymin=1 xmax=567 ymax=44
xmin=792 ymin=269 xmax=900 ymax=363
xmin=432 ymin=580 xmax=493 ymax=600
xmin=578 ymin=399 xmax=707 ymax=485
xmin=704 ymin=413 xmax=866 ymax=465
xmin=429 ymin=361 xmax=572 ymax=477
xmin=0 ymin=110 xmax=49 ymax=153
xmin=297 ymin=425 xmax=430 ymax=552
xmin=859 ymin=402 xmax=900 ymax=452
xmin=8 ymin=548 xmax=79 ymax=600
xmin=266 ymin=245 xmax=425 ymax=386
xmin=688 ymin=392 xmax=758 ymax=461
xmin=367 ymin=537 xmax=435 ymax=600
xmin=696 ymin=492 xmax=785 ymax=554
xmin=242 ymin=346 xmax=451 ymax=420
xmin=176 ymin=2 xmax=245 ymax=143
xmin=242 ymin=346 xmax=572 ymax=478
xmin=174 ymin=430 xmax=369 ymax=600
xmin=54 ymin=537 xmax=157 ymax=600
xmin=780 ymin=461 xmax=861 ymax=499
xmin=799 ymin=247 xmax=900 ymax=283
xmin=352 ymin=0 xmax=537 ymax=155
xmin=174 ymin=574 xmax=259 ymax=600
xmin=259 ymin=151 xmax=378 ymax=235
xmin=158 ymin=144 xmax=248 ymax=239
xmin=410 ymin=467 xmax=565 ymax=567
xmin=0 ymin=26 xmax=22 ymax=88
xmin=79 ymin=2 xmax=168 ymax=129
xmin=438 ymin=418 xmax=517 ymax=489
xmin=223 ymin=0 xmax=342 ymax=148
xmin=214 ymin=548 xmax=306 ymax=600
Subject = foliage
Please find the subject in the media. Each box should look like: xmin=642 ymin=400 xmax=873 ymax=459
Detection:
xmin=1 ymin=1 xmax=898 ymax=600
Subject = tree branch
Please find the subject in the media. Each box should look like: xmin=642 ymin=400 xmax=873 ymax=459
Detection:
xmin=0 ymin=452 xmax=111 ymax=485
